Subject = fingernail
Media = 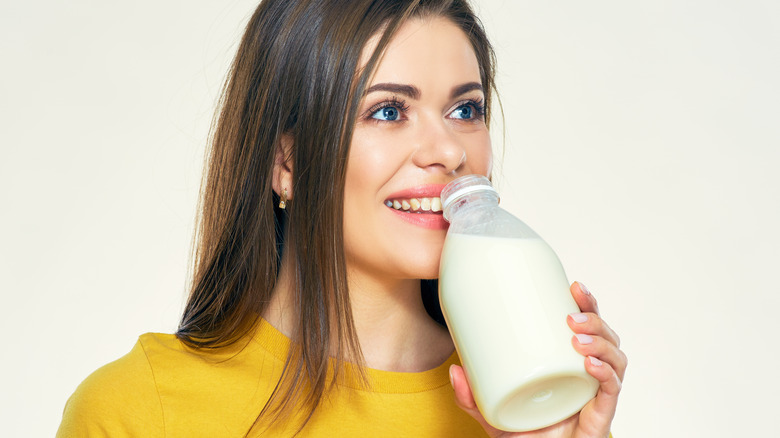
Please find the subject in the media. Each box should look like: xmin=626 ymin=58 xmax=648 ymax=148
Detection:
xmin=449 ymin=365 xmax=455 ymax=385
xmin=570 ymin=313 xmax=588 ymax=323
xmin=589 ymin=356 xmax=603 ymax=366
xmin=578 ymin=281 xmax=591 ymax=295
xmin=575 ymin=333 xmax=593 ymax=344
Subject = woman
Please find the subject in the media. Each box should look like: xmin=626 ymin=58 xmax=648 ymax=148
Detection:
xmin=58 ymin=0 xmax=626 ymax=436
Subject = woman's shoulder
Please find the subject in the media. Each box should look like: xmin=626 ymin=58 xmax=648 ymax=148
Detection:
xmin=57 ymin=331 xmax=282 ymax=437
xmin=56 ymin=334 xmax=174 ymax=437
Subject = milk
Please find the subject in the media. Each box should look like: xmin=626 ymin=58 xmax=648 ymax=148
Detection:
xmin=439 ymin=234 xmax=598 ymax=431
xmin=438 ymin=175 xmax=598 ymax=432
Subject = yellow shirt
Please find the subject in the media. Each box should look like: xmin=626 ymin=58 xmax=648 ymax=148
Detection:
xmin=57 ymin=319 xmax=488 ymax=437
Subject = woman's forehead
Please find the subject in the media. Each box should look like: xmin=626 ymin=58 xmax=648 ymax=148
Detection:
xmin=360 ymin=17 xmax=481 ymax=90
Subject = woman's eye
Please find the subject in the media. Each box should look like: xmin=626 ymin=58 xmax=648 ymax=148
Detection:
xmin=371 ymin=106 xmax=401 ymax=121
xmin=451 ymin=104 xmax=476 ymax=120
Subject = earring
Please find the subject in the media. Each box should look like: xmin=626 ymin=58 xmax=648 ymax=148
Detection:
xmin=279 ymin=189 xmax=288 ymax=209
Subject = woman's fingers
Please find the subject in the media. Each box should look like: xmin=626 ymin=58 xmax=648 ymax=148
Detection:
xmin=450 ymin=364 xmax=476 ymax=410
xmin=567 ymin=282 xmax=627 ymax=382
xmin=571 ymin=281 xmax=600 ymax=316
xmin=567 ymin=312 xmax=621 ymax=351
xmin=449 ymin=365 xmax=504 ymax=436
xmin=571 ymin=332 xmax=628 ymax=382
xmin=568 ymin=281 xmax=626 ymax=435
xmin=578 ymin=354 xmax=622 ymax=431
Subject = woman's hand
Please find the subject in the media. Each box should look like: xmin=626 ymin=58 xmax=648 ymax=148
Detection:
xmin=449 ymin=281 xmax=627 ymax=438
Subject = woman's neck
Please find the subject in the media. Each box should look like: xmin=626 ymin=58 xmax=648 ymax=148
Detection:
xmin=262 ymin=253 xmax=454 ymax=373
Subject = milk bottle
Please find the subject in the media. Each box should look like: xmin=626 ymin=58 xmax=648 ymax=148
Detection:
xmin=439 ymin=175 xmax=599 ymax=432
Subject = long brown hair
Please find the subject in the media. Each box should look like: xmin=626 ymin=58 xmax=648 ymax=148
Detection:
xmin=176 ymin=0 xmax=496 ymax=432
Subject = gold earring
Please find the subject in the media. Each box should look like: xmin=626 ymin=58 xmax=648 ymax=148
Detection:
xmin=279 ymin=189 xmax=288 ymax=209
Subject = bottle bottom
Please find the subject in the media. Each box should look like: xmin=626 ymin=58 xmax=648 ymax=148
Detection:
xmin=491 ymin=373 xmax=599 ymax=432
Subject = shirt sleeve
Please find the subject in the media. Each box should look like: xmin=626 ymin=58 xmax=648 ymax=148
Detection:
xmin=56 ymin=339 xmax=165 ymax=437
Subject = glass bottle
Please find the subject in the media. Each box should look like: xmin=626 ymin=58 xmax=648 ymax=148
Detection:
xmin=439 ymin=174 xmax=599 ymax=432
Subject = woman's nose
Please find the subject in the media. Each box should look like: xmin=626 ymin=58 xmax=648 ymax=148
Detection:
xmin=410 ymin=119 xmax=467 ymax=173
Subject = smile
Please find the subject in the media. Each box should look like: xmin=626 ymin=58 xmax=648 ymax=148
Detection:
xmin=384 ymin=197 xmax=442 ymax=213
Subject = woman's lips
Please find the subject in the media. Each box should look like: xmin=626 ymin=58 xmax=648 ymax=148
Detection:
xmin=386 ymin=206 xmax=448 ymax=230
xmin=386 ymin=184 xmax=446 ymax=200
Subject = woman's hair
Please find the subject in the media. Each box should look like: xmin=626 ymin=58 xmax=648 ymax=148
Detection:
xmin=176 ymin=0 xmax=495 ymax=432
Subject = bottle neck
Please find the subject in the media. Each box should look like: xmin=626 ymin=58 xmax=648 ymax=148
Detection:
xmin=443 ymin=191 xmax=500 ymax=222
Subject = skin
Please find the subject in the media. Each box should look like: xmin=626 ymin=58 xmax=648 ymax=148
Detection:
xmin=340 ymin=17 xmax=494 ymax=372
xmin=268 ymin=16 xmax=627 ymax=437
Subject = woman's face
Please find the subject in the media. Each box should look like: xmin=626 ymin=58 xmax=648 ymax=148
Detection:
xmin=343 ymin=16 xmax=492 ymax=283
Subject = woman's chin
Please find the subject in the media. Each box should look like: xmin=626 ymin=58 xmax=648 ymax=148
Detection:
xmin=412 ymin=262 xmax=442 ymax=281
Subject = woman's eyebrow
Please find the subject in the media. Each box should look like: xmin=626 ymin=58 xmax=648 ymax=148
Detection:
xmin=363 ymin=81 xmax=483 ymax=100
xmin=451 ymin=82 xmax=483 ymax=98
xmin=365 ymin=83 xmax=420 ymax=99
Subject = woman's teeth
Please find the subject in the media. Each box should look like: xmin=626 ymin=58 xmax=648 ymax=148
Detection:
xmin=385 ymin=197 xmax=442 ymax=213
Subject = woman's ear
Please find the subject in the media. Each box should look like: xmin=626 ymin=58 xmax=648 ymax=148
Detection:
xmin=272 ymin=134 xmax=294 ymax=200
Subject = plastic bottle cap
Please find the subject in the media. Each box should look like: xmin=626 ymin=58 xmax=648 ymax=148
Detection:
xmin=442 ymin=184 xmax=498 ymax=209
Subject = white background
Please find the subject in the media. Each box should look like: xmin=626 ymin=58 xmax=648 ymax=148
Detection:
xmin=1 ymin=0 xmax=778 ymax=436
